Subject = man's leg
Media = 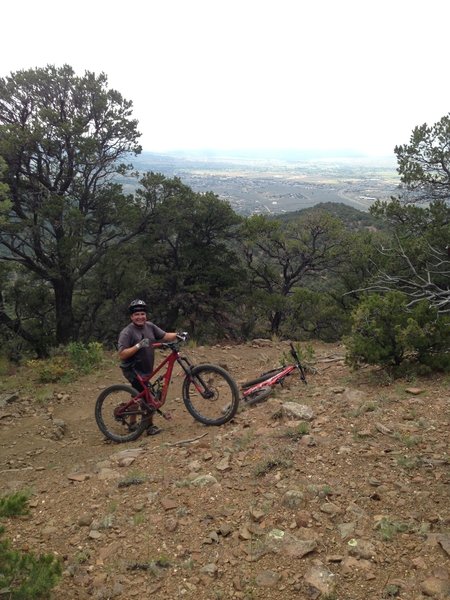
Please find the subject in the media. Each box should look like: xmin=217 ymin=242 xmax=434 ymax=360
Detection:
xmin=130 ymin=377 xmax=161 ymax=435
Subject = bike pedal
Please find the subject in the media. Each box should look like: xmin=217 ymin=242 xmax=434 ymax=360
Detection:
xmin=160 ymin=411 xmax=173 ymax=421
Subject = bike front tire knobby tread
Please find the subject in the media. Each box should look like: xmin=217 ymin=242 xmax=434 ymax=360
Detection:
xmin=244 ymin=386 xmax=273 ymax=406
xmin=95 ymin=384 xmax=147 ymax=443
xmin=182 ymin=363 xmax=240 ymax=425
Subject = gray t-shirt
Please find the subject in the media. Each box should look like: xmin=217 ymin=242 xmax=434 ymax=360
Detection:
xmin=118 ymin=321 xmax=166 ymax=374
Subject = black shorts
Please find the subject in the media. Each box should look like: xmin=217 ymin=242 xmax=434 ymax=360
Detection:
xmin=120 ymin=366 xmax=146 ymax=393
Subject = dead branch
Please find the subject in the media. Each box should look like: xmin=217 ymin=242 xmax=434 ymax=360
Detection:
xmin=350 ymin=237 xmax=450 ymax=314
xmin=164 ymin=432 xmax=208 ymax=447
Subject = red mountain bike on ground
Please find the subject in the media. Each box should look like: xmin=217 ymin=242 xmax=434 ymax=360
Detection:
xmin=240 ymin=342 xmax=307 ymax=406
xmin=95 ymin=336 xmax=240 ymax=443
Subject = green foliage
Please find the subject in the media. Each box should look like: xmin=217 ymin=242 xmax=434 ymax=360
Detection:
xmin=0 ymin=64 xmax=143 ymax=346
xmin=376 ymin=517 xmax=413 ymax=541
xmin=35 ymin=357 xmax=71 ymax=384
xmin=346 ymin=292 xmax=450 ymax=370
xmin=395 ymin=113 xmax=450 ymax=202
xmin=241 ymin=209 xmax=351 ymax=335
xmin=0 ymin=157 xmax=11 ymax=221
xmin=129 ymin=175 xmax=246 ymax=342
xmin=280 ymin=422 xmax=310 ymax=441
xmin=0 ymin=526 xmax=61 ymax=599
xmin=277 ymin=201 xmax=383 ymax=231
xmin=399 ymin=303 xmax=450 ymax=371
xmin=0 ymin=492 xmax=29 ymax=518
xmin=2 ymin=80 xmax=448 ymax=353
xmin=280 ymin=341 xmax=315 ymax=365
xmin=285 ymin=288 xmax=349 ymax=342
xmin=254 ymin=455 xmax=293 ymax=476
xmin=365 ymin=208 xmax=449 ymax=323
xmin=0 ymin=354 xmax=11 ymax=376
xmin=67 ymin=341 xmax=103 ymax=374
xmin=29 ymin=342 xmax=104 ymax=383
xmin=0 ymin=493 xmax=61 ymax=598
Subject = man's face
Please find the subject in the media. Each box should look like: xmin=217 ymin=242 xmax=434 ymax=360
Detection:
xmin=130 ymin=311 xmax=147 ymax=327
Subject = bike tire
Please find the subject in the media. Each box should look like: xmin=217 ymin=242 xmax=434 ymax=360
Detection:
xmin=182 ymin=364 xmax=240 ymax=425
xmin=243 ymin=386 xmax=273 ymax=406
xmin=241 ymin=366 xmax=285 ymax=388
xmin=95 ymin=384 xmax=148 ymax=443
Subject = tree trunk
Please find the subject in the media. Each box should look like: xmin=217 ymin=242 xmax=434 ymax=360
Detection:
xmin=53 ymin=280 xmax=75 ymax=345
xmin=270 ymin=311 xmax=283 ymax=336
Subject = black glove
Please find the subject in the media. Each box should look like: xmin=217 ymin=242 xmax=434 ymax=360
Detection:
xmin=136 ymin=338 xmax=150 ymax=349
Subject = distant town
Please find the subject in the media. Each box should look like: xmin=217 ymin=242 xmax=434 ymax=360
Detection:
xmin=126 ymin=150 xmax=401 ymax=215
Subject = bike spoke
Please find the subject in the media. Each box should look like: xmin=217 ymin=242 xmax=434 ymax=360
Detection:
xmin=183 ymin=364 xmax=239 ymax=425
xmin=95 ymin=385 xmax=149 ymax=442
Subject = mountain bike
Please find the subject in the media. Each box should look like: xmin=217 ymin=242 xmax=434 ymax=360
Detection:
xmin=240 ymin=342 xmax=307 ymax=406
xmin=95 ymin=336 xmax=240 ymax=443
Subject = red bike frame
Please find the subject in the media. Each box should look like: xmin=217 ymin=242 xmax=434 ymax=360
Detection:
xmin=97 ymin=338 xmax=241 ymax=442
xmin=241 ymin=364 xmax=296 ymax=399
xmin=121 ymin=342 xmax=194 ymax=419
xmin=241 ymin=342 xmax=307 ymax=403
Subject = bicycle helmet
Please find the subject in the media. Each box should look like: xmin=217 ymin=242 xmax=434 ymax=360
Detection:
xmin=128 ymin=299 xmax=147 ymax=314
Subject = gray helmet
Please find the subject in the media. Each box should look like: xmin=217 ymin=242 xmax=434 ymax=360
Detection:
xmin=128 ymin=299 xmax=147 ymax=314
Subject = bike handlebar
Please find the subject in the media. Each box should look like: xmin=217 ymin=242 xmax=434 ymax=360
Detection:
xmin=289 ymin=342 xmax=307 ymax=384
xmin=152 ymin=339 xmax=186 ymax=351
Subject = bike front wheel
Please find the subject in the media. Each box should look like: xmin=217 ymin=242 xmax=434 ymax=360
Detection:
xmin=243 ymin=386 xmax=273 ymax=406
xmin=182 ymin=364 xmax=240 ymax=425
xmin=95 ymin=385 xmax=148 ymax=443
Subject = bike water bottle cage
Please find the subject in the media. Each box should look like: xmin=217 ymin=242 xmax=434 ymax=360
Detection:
xmin=129 ymin=299 xmax=147 ymax=314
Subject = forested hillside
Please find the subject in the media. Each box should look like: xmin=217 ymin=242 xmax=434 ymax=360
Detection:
xmin=276 ymin=202 xmax=385 ymax=230
xmin=0 ymin=65 xmax=448 ymax=375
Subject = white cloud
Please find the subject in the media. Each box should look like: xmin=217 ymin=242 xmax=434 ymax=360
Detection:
xmin=2 ymin=0 xmax=450 ymax=156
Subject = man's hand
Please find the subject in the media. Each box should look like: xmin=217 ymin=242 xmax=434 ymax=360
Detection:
xmin=136 ymin=338 xmax=150 ymax=350
xmin=176 ymin=331 xmax=189 ymax=342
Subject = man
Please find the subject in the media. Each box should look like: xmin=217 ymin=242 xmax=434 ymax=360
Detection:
xmin=118 ymin=299 xmax=178 ymax=435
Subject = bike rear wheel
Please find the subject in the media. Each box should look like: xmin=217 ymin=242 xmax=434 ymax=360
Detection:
xmin=182 ymin=364 xmax=240 ymax=425
xmin=243 ymin=386 xmax=273 ymax=406
xmin=95 ymin=384 xmax=149 ymax=443
xmin=241 ymin=366 xmax=284 ymax=388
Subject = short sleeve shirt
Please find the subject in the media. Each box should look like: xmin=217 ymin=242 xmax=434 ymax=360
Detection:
xmin=118 ymin=321 xmax=166 ymax=374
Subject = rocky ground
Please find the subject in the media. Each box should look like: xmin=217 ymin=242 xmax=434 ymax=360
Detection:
xmin=0 ymin=340 xmax=449 ymax=600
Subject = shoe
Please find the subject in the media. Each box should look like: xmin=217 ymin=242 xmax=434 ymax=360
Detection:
xmin=146 ymin=424 xmax=162 ymax=436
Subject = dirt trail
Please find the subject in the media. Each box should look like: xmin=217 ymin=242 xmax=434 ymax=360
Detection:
xmin=1 ymin=340 xmax=449 ymax=600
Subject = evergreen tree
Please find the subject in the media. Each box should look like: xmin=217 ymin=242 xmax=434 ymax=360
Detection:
xmin=0 ymin=65 xmax=150 ymax=349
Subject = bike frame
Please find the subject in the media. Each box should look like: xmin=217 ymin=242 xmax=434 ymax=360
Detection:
xmin=241 ymin=343 xmax=307 ymax=400
xmin=118 ymin=342 xmax=194 ymax=418
xmin=241 ymin=364 xmax=296 ymax=399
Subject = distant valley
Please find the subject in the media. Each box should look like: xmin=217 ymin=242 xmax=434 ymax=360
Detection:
xmin=124 ymin=150 xmax=400 ymax=215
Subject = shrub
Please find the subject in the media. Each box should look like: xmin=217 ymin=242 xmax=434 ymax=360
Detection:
xmin=346 ymin=292 xmax=450 ymax=371
xmin=399 ymin=303 xmax=450 ymax=372
xmin=0 ymin=355 xmax=11 ymax=377
xmin=31 ymin=342 xmax=104 ymax=383
xmin=67 ymin=341 xmax=103 ymax=374
xmin=0 ymin=527 xmax=61 ymax=599
xmin=280 ymin=342 xmax=315 ymax=366
xmin=0 ymin=492 xmax=29 ymax=518
xmin=36 ymin=356 xmax=71 ymax=383
xmin=0 ymin=492 xmax=61 ymax=598
xmin=285 ymin=287 xmax=349 ymax=342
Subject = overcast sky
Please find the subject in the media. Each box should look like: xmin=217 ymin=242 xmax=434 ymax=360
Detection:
xmin=1 ymin=0 xmax=449 ymax=157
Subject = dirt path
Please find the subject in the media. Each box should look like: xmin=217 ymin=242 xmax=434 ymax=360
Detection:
xmin=1 ymin=340 xmax=449 ymax=599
